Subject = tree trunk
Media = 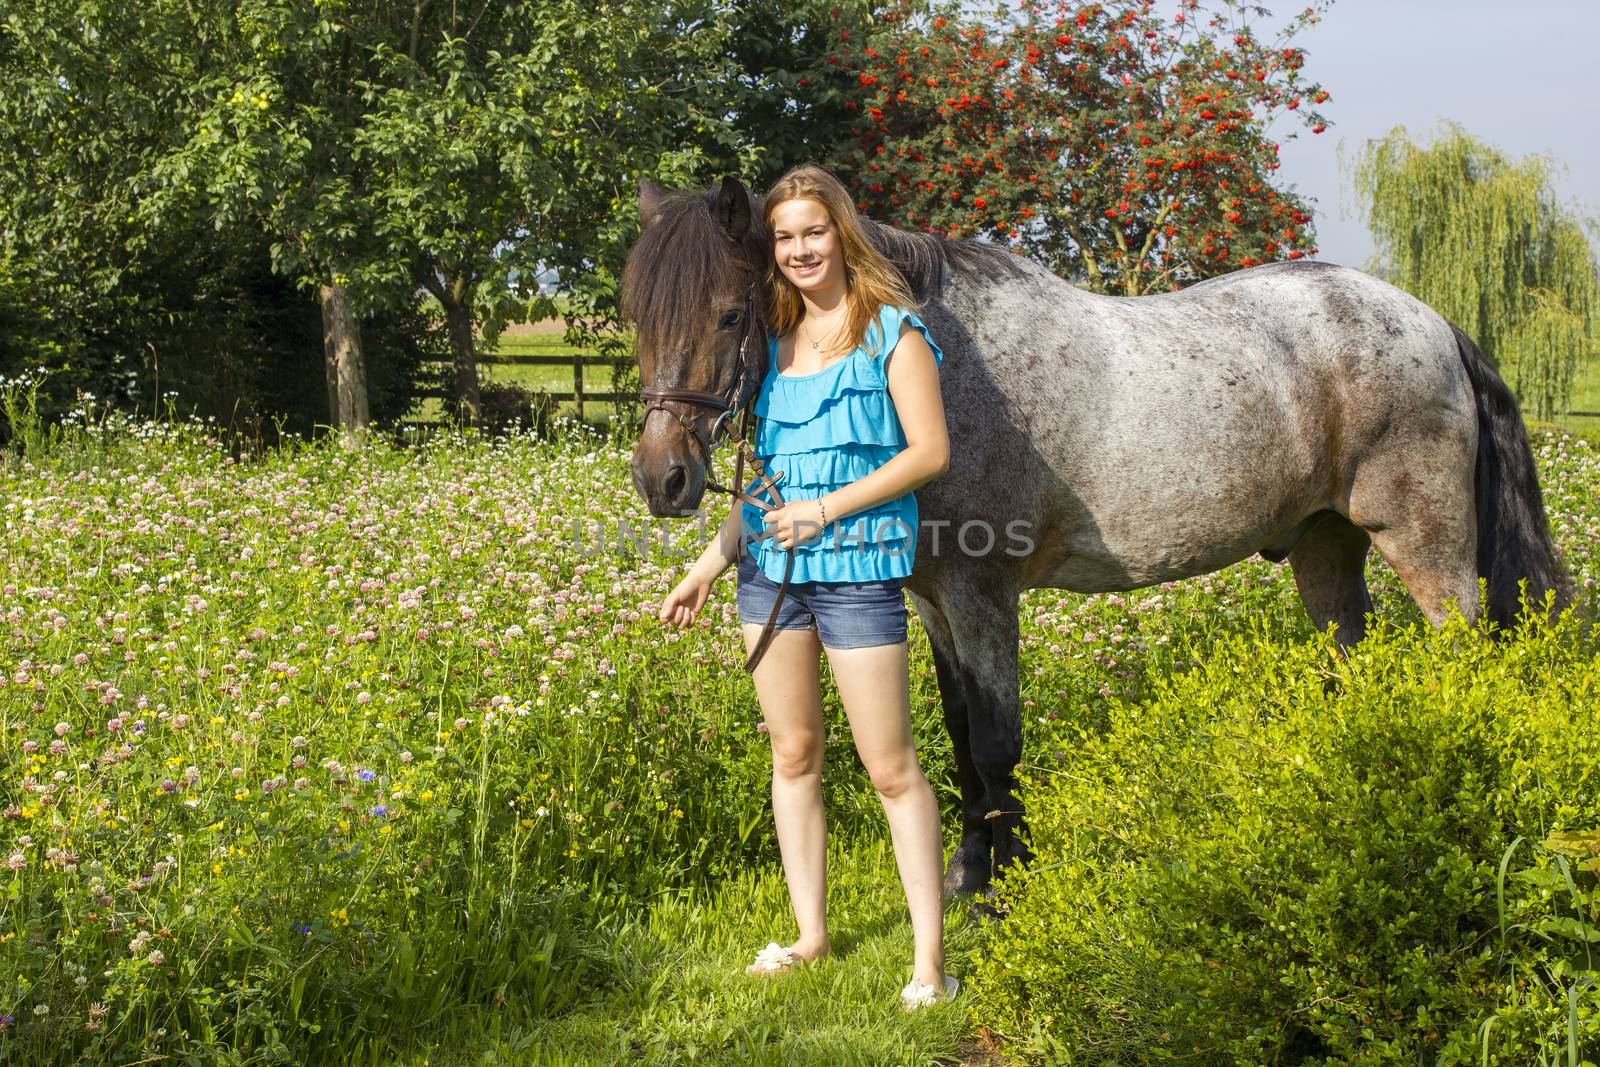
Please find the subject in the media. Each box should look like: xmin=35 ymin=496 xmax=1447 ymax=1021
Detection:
xmin=442 ymin=294 xmax=481 ymax=426
xmin=319 ymin=277 xmax=370 ymax=443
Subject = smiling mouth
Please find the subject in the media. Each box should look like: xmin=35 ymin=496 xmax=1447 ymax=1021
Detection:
xmin=793 ymin=261 xmax=821 ymax=274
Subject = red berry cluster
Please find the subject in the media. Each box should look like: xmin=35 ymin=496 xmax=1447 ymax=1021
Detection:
xmin=824 ymin=0 xmax=1332 ymax=294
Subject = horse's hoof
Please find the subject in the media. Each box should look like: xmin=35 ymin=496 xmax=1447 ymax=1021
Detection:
xmin=943 ymin=862 xmax=990 ymax=898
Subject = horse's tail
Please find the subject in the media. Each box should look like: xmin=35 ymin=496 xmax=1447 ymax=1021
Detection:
xmin=1450 ymin=323 xmax=1572 ymax=628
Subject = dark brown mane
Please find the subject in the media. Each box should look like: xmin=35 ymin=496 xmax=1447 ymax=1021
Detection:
xmin=621 ymin=189 xmax=760 ymax=356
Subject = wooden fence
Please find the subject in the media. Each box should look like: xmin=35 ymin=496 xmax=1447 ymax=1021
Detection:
xmin=415 ymin=351 xmax=630 ymax=421
xmin=412 ymin=352 xmax=1600 ymax=429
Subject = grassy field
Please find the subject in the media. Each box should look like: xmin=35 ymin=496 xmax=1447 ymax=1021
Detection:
xmin=1 ymin=401 xmax=1595 ymax=1064
xmin=1542 ymin=353 xmax=1600 ymax=444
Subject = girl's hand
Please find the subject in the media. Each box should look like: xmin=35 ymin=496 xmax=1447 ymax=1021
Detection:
xmin=658 ymin=571 xmax=714 ymax=628
xmin=761 ymin=499 xmax=829 ymax=551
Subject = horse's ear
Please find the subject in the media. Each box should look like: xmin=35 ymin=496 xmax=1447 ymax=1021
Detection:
xmin=713 ymin=176 xmax=752 ymax=241
xmin=639 ymin=178 xmax=666 ymax=227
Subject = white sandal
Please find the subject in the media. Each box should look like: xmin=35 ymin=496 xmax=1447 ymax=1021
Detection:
xmin=746 ymin=941 xmax=800 ymax=977
xmin=900 ymin=974 xmax=959 ymax=1011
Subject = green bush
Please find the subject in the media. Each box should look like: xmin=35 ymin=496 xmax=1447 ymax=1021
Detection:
xmin=1 ymin=226 xmax=441 ymax=443
xmin=973 ymin=611 xmax=1600 ymax=1065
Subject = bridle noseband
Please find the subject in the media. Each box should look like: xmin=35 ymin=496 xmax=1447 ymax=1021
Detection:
xmin=639 ymin=283 xmax=797 ymax=673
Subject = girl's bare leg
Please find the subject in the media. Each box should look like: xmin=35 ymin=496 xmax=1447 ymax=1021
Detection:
xmin=743 ymin=623 xmax=831 ymax=960
xmin=825 ymin=639 xmax=945 ymax=987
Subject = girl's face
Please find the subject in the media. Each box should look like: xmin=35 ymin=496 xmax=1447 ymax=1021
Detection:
xmin=770 ymin=198 xmax=847 ymax=300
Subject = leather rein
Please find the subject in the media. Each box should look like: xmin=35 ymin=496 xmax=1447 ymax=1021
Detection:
xmin=639 ymin=283 xmax=796 ymax=673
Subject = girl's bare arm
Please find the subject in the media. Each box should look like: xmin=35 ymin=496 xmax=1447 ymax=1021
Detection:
xmin=686 ymin=499 xmax=749 ymax=583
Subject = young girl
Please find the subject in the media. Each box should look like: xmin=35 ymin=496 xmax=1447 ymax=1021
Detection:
xmin=656 ymin=163 xmax=956 ymax=1010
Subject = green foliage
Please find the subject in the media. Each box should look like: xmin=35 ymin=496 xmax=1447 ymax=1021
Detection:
xmin=0 ymin=4 xmax=450 ymax=433
xmin=0 ymin=417 xmax=953 ymax=1062
xmin=0 ymin=259 xmax=63 ymax=393
xmin=973 ymin=612 xmax=1600 ymax=1065
xmin=0 ymin=0 xmax=859 ymax=431
xmin=0 ymin=419 xmax=1596 ymax=1060
xmin=726 ymin=0 xmax=891 ymax=190
xmin=1353 ymin=123 xmax=1600 ymax=421
xmin=0 ymin=368 xmax=51 ymax=459
xmin=0 ymin=225 xmax=439 ymax=439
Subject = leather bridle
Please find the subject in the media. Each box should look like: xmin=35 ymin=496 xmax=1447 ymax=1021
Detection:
xmin=639 ymin=282 xmax=796 ymax=673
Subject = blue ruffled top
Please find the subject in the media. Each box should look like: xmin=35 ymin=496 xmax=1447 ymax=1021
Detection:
xmin=740 ymin=303 xmax=944 ymax=583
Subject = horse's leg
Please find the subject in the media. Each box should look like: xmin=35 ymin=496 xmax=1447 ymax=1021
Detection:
xmin=918 ymin=579 xmax=1027 ymax=887
xmin=1351 ymin=445 xmax=1482 ymax=626
xmin=908 ymin=592 xmax=990 ymax=896
xmin=1287 ymin=514 xmax=1374 ymax=649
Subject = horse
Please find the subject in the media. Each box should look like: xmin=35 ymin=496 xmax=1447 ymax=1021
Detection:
xmin=623 ymin=175 xmax=1571 ymax=896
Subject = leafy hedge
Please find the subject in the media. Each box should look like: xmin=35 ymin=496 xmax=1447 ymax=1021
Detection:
xmin=974 ymin=611 xmax=1600 ymax=1065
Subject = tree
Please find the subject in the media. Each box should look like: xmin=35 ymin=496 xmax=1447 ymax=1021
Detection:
xmin=723 ymin=0 xmax=889 ymax=187
xmin=0 ymin=1 xmax=438 ymax=433
xmin=0 ymin=0 xmax=208 ymax=408
xmin=825 ymin=0 xmax=1332 ymax=294
xmin=1354 ymin=123 xmax=1600 ymax=421
xmin=357 ymin=0 xmax=774 ymax=426
xmin=2 ymin=0 xmax=783 ymax=434
xmin=148 ymin=0 xmax=440 ymax=440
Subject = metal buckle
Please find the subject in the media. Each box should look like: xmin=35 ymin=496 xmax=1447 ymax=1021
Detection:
xmin=708 ymin=406 xmax=736 ymax=449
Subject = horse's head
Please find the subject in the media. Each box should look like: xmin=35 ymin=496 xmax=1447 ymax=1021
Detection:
xmin=623 ymin=175 xmax=769 ymax=517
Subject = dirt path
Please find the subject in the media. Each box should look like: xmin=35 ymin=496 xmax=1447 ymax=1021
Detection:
xmin=958 ymin=1034 xmax=1008 ymax=1065
xmin=498 ymin=319 xmax=566 ymax=337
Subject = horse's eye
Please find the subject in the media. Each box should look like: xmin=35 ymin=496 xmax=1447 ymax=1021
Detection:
xmin=720 ymin=310 xmax=743 ymax=329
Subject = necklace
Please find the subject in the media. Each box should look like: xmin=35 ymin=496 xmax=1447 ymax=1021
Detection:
xmin=800 ymin=312 xmax=845 ymax=355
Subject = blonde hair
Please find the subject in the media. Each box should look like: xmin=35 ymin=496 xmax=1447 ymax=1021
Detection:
xmin=762 ymin=164 xmax=918 ymax=359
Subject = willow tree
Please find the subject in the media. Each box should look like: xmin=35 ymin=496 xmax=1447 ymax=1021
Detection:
xmin=1353 ymin=123 xmax=1599 ymax=420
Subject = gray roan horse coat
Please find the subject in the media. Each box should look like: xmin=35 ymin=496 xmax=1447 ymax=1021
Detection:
xmin=624 ymin=176 xmax=1571 ymax=895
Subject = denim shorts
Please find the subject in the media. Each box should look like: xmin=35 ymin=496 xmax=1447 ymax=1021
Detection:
xmin=736 ymin=552 xmax=908 ymax=649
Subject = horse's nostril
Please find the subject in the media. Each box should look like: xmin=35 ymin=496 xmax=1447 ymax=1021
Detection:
xmin=663 ymin=464 xmax=687 ymax=500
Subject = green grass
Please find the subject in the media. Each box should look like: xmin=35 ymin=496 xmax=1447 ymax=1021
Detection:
xmin=424 ymin=835 xmax=981 ymax=1066
xmin=0 ymin=410 xmax=980 ymax=1065
xmin=1546 ymin=354 xmax=1600 ymax=445
xmin=488 ymin=333 xmax=627 ymax=423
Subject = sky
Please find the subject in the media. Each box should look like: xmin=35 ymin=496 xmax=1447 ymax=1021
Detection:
xmin=1270 ymin=0 xmax=1597 ymax=270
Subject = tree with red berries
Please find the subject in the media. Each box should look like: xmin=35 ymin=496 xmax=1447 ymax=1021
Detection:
xmin=827 ymin=0 xmax=1333 ymax=294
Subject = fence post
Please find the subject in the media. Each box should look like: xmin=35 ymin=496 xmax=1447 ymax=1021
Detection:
xmin=574 ymin=353 xmax=584 ymax=422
